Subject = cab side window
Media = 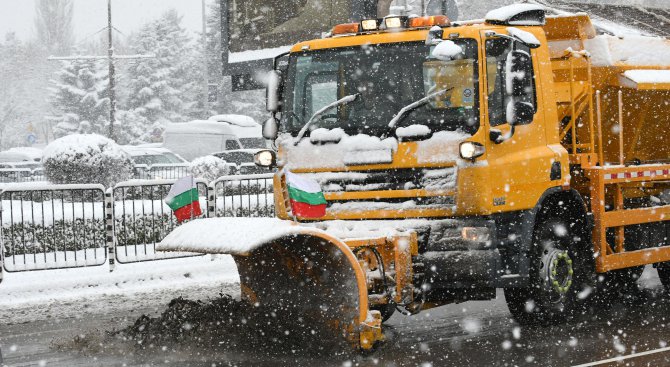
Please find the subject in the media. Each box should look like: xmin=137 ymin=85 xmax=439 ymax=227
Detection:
xmin=485 ymin=38 xmax=536 ymax=127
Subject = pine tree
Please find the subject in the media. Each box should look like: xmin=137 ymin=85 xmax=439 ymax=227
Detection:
xmin=49 ymin=57 xmax=110 ymax=138
xmin=123 ymin=9 xmax=197 ymax=124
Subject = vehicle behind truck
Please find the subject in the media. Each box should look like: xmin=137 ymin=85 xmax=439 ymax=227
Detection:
xmin=158 ymin=4 xmax=670 ymax=350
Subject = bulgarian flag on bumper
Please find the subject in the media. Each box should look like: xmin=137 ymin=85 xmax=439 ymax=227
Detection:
xmin=165 ymin=176 xmax=203 ymax=223
xmin=285 ymin=170 xmax=327 ymax=218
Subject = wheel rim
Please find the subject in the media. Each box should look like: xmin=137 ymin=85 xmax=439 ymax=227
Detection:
xmin=541 ymin=248 xmax=574 ymax=304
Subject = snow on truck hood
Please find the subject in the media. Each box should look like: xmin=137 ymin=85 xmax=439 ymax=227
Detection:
xmin=282 ymin=129 xmax=469 ymax=169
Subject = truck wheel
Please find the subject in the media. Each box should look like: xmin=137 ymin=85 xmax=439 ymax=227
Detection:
xmin=505 ymin=218 xmax=594 ymax=325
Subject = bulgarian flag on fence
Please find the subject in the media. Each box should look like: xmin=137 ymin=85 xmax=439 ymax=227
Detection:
xmin=285 ymin=170 xmax=327 ymax=218
xmin=165 ymin=176 xmax=203 ymax=223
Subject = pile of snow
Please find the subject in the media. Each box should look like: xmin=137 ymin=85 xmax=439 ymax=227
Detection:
xmin=431 ymin=40 xmax=464 ymax=60
xmin=396 ymin=124 xmax=432 ymax=139
xmin=284 ymin=128 xmax=471 ymax=169
xmin=584 ymin=35 xmax=670 ymax=67
xmin=416 ymin=131 xmax=470 ymax=164
xmin=485 ymin=4 xmax=545 ymax=25
xmin=5 ymin=147 xmax=43 ymax=161
xmin=622 ymin=69 xmax=670 ymax=84
xmin=283 ymin=130 xmax=398 ymax=169
xmin=42 ymin=134 xmax=133 ymax=187
xmin=189 ymin=155 xmax=230 ymax=182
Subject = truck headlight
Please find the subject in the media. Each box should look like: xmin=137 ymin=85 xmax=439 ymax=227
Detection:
xmin=462 ymin=227 xmax=491 ymax=242
xmin=459 ymin=141 xmax=485 ymax=160
xmin=254 ymin=149 xmax=277 ymax=168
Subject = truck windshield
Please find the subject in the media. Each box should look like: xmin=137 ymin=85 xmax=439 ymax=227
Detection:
xmin=281 ymin=39 xmax=479 ymax=137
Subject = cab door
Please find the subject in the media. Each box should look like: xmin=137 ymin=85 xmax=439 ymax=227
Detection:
xmin=480 ymin=30 xmax=557 ymax=213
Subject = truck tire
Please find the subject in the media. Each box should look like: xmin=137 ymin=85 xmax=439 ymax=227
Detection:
xmin=505 ymin=217 xmax=595 ymax=325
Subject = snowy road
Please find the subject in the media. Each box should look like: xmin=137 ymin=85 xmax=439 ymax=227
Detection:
xmin=2 ymin=262 xmax=670 ymax=366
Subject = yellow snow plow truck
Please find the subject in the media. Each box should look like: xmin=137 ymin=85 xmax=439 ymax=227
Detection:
xmin=159 ymin=4 xmax=670 ymax=350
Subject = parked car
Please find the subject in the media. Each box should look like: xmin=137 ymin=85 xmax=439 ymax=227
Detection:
xmin=121 ymin=145 xmax=189 ymax=180
xmin=0 ymin=147 xmax=43 ymax=163
xmin=121 ymin=145 xmax=187 ymax=166
xmin=213 ymin=149 xmax=273 ymax=175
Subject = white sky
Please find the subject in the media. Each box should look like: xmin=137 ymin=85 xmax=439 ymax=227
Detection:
xmin=0 ymin=0 xmax=210 ymax=42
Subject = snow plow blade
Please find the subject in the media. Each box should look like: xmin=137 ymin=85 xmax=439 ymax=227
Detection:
xmin=157 ymin=218 xmax=383 ymax=350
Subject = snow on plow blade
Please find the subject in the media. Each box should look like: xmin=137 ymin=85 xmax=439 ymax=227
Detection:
xmin=157 ymin=218 xmax=383 ymax=350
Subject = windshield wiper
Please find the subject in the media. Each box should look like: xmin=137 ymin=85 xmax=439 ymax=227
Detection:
xmin=382 ymin=87 xmax=453 ymax=139
xmin=294 ymin=93 xmax=360 ymax=146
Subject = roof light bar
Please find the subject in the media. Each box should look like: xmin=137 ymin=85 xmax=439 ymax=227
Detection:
xmin=361 ymin=19 xmax=379 ymax=31
xmin=384 ymin=16 xmax=407 ymax=29
xmin=408 ymin=15 xmax=451 ymax=28
xmin=331 ymin=22 xmax=361 ymax=35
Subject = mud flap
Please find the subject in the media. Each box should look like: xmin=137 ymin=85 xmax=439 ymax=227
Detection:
xmin=232 ymin=232 xmax=382 ymax=350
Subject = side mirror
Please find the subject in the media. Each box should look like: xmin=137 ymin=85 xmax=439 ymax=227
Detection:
xmin=266 ymin=70 xmax=282 ymax=112
xmin=505 ymin=50 xmax=532 ymax=96
xmin=263 ymin=116 xmax=279 ymax=140
xmin=425 ymin=25 xmax=444 ymax=45
xmin=507 ymin=100 xmax=535 ymax=126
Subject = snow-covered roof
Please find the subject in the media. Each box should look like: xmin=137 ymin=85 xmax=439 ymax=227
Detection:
xmin=228 ymin=45 xmax=292 ymax=64
xmin=0 ymin=151 xmax=40 ymax=163
xmin=121 ymin=145 xmax=178 ymax=157
xmin=485 ymin=4 xmax=546 ymax=26
xmin=208 ymin=114 xmax=259 ymax=127
xmin=6 ymin=147 xmax=43 ymax=161
xmin=165 ymin=121 xmax=236 ymax=135
xmin=584 ymin=35 xmax=670 ymax=67
xmin=619 ymin=69 xmax=670 ymax=90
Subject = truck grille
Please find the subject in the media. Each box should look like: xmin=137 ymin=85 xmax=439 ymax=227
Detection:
xmin=300 ymin=167 xmax=457 ymax=193
xmin=293 ymin=167 xmax=458 ymax=213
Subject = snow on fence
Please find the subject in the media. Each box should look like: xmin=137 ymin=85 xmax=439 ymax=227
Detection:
xmin=0 ymin=184 xmax=107 ymax=272
xmin=0 ymin=174 xmax=276 ymax=277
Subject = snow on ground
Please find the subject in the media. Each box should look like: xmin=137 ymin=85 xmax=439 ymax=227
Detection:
xmin=0 ymin=254 xmax=240 ymax=324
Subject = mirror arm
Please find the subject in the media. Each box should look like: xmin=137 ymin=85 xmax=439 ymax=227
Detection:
xmin=490 ymin=125 xmax=515 ymax=144
xmin=273 ymin=51 xmax=291 ymax=70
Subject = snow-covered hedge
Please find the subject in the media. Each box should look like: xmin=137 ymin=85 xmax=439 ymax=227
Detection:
xmin=43 ymin=134 xmax=134 ymax=187
xmin=189 ymin=155 xmax=230 ymax=182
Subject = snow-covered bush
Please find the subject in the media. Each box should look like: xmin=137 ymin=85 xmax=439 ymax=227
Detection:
xmin=42 ymin=134 xmax=133 ymax=187
xmin=189 ymin=155 xmax=230 ymax=182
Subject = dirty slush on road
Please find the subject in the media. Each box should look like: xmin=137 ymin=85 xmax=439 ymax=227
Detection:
xmin=52 ymin=294 xmax=354 ymax=360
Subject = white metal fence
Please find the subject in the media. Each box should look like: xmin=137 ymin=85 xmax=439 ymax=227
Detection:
xmin=0 ymin=173 xmax=275 ymax=281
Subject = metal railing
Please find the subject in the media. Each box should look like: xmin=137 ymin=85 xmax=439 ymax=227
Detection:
xmin=110 ymin=179 xmax=208 ymax=264
xmin=0 ymin=173 xmax=277 ymax=277
xmin=209 ymin=173 xmax=275 ymax=218
xmin=0 ymin=184 xmax=107 ymax=272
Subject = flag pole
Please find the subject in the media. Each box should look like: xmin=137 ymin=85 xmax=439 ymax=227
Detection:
xmin=190 ymin=175 xmax=195 ymax=221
